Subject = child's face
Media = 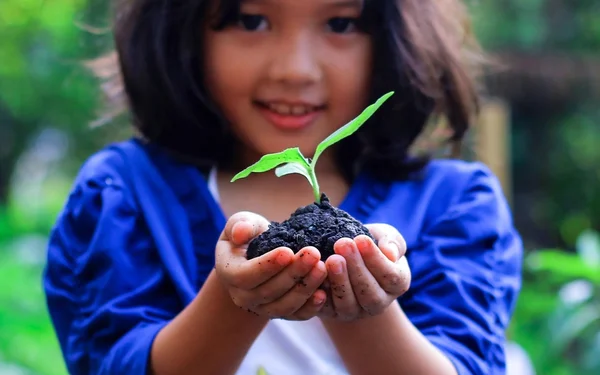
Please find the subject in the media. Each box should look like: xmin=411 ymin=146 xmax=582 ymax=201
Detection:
xmin=204 ymin=0 xmax=372 ymax=163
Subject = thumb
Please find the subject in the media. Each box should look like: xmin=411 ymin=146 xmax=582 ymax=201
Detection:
xmin=364 ymin=223 xmax=406 ymax=262
xmin=221 ymin=211 xmax=270 ymax=245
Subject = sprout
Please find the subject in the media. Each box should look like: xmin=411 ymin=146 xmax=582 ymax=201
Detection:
xmin=231 ymin=91 xmax=395 ymax=203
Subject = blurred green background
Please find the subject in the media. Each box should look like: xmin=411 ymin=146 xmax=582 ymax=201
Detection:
xmin=0 ymin=0 xmax=599 ymax=374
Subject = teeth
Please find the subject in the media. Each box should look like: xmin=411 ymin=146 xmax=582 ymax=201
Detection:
xmin=291 ymin=106 xmax=306 ymax=115
xmin=268 ymin=103 xmax=315 ymax=115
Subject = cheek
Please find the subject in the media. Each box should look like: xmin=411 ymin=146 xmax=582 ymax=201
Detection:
xmin=326 ymin=41 xmax=373 ymax=121
xmin=203 ymin=34 xmax=256 ymax=107
xmin=335 ymin=58 xmax=371 ymax=97
xmin=203 ymin=34 xmax=262 ymax=147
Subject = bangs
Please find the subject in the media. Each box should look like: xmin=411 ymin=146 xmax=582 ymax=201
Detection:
xmin=209 ymin=0 xmax=242 ymax=29
xmin=358 ymin=0 xmax=382 ymax=33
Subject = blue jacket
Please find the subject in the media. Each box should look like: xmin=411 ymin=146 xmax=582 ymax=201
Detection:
xmin=43 ymin=138 xmax=522 ymax=374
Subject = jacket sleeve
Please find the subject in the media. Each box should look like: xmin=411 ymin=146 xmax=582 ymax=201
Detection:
xmin=43 ymin=155 xmax=181 ymax=375
xmin=400 ymin=165 xmax=523 ymax=375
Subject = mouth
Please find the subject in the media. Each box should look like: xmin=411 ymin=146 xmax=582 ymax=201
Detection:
xmin=254 ymin=100 xmax=326 ymax=131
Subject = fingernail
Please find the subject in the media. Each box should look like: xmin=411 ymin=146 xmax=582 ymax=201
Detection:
xmin=331 ymin=262 xmax=343 ymax=275
xmin=277 ymin=252 xmax=290 ymax=266
xmin=337 ymin=242 xmax=353 ymax=257
xmin=231 ymin=222 xmax=241 ymax=236
xmin=356 ymin=237 xmax=371 ymax=253
xmin=301 ymin=251 xmax=317 ymax=265
xmin=387 ymin=242 xmax=399 ymax=260
xmin=233 ymin=221 xmax=253 ymax=239
xmin=313 ymin=295 xmax=325 ymax=305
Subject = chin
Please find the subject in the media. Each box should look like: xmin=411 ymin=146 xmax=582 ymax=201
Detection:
xmin=256 ymin=136 xmax=318 ymax=157
xmin=298 ymin=144 xmax=318 ymax=158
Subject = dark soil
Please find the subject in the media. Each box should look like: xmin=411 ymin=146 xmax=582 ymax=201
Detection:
xmin=246 ymin=193 xmax=374 ymax=260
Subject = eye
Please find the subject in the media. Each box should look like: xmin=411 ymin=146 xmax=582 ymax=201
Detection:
xmin=238 ymin=13 xmax=269 ymax=31
xmin=327 ymin=17 xmax=358 ymax=34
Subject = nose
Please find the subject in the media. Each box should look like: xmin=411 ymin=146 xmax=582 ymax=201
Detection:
xmin=267 ymin=33 xmax=322 ymax=86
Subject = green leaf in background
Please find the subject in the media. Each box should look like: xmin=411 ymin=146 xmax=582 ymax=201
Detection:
xmin=582 ymin=332 xmax=600 ymax=372
xmin=311 ymin=91 xmax=394 ymax=168
xmin=231 ymin=147 xmax=309 ymax=182
xmin=549 ymin=304 xmax=600 ymax=356
xmin=526 ymin=250 xmax=600 ymax=284
xmin=256 ymin=366 xmax=268 ymax=375
xmin=0 ymin=243 xmax=67 ymax=375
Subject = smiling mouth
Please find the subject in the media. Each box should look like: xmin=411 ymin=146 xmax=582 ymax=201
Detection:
xmin=254 ymin=101 xmax=326 ymax=116
xmin=253 ymin=100 xmax=326 ymax=130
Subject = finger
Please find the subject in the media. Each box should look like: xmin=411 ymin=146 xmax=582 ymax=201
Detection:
xmin=355 ymin=235 xmax=409 ymax=296
xmin=287 ymin=289 xmax=328 ymax=321
xmin=325 ymin=254 xmax=360 ymax=320
xmin=248 ymin=247 xmax=322 ymax=305
xmin=364 ymin=223 xmax=407 ymax=262
xmin=336 ymin=238 xmax=388 ymax=316
xmin=258 ymin=260 xmax=328 ymax=318
xmin=317 ymin=299 xmax=336 ymax=319
xmin=221 ymin=211 xmax=270 ymax=245
xmin=379 ymin=234 xmax=407 ymax=262
xmin=317 ymin=280 xmax=337 ymax=319
xmin=397 ymin=256 xmax=412 ymax=295
xmin=216 ymin=243 xmax=294 ymax=289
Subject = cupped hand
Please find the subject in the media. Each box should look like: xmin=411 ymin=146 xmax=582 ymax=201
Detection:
xmin=215 ymin=212 xmax=329 ymax=320
xmin=321 ymin=223 xmax=411 ymax=321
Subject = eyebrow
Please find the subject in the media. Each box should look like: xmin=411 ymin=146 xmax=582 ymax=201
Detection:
xmin=242 ymin=0 xmax=363 ymax=9
xmin=326 ymin=0 xmax=362 ymax=9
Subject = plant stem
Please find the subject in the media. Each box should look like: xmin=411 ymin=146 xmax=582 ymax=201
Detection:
xmin=309 ymin=168 xmax=320 ymax=203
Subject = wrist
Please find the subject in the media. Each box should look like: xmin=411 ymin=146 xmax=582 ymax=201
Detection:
xmin=320 ymin=300 xmax=404 ymax=329
xmin=318 ymin=301 xmax=458 ymax=375
xmin=151 ymin=270 xmax=269 ymax=375
xmin=200 ymin=269 xmax=270 ymax=326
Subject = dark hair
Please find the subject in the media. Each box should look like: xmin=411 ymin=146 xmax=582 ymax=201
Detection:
xmin=92 ymin=0 xmax=484 ymax=181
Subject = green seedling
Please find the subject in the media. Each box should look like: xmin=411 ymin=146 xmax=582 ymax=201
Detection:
xmin=231 ymin=91 xmax=395 ymax=203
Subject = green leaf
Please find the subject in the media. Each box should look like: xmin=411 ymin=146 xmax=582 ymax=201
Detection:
xmin=257 ymin=366 xmax=269 ymax=375
xmin=549 ymin=304 xmax=600 ymax=355
xmin=311 ymin=91 xmax=394 ymax=167
xmin=275 ymin=162 xmax=311 ymax=182
xmin=526 ymin=249 xmax=600 ymax=284
xmin=230 ymin=147 xmax=309 ymax=182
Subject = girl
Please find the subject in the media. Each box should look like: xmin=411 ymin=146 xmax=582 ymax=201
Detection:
xmin=44 ymin=0 xmax=523 ymax=374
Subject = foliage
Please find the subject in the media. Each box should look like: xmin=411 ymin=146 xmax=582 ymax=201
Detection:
xmin=0 ymin=0 xmax=599 ymax=374
xmin=510 ymin=105 xmax=600 ymax=249
xmin=511 ymin=229 xmax=600 ymax=375
xmin=0 ymin=156 xmax=71 ymax=374
xmin=0 ymin=236 xmax=67 ymax=375
xmin=0 ymin=0 xmax=122 ymax=203
xmin=468 ymin=0 xmax=600 ymax=249
xmin=470 ymin=0 xmax=600 ymax=52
